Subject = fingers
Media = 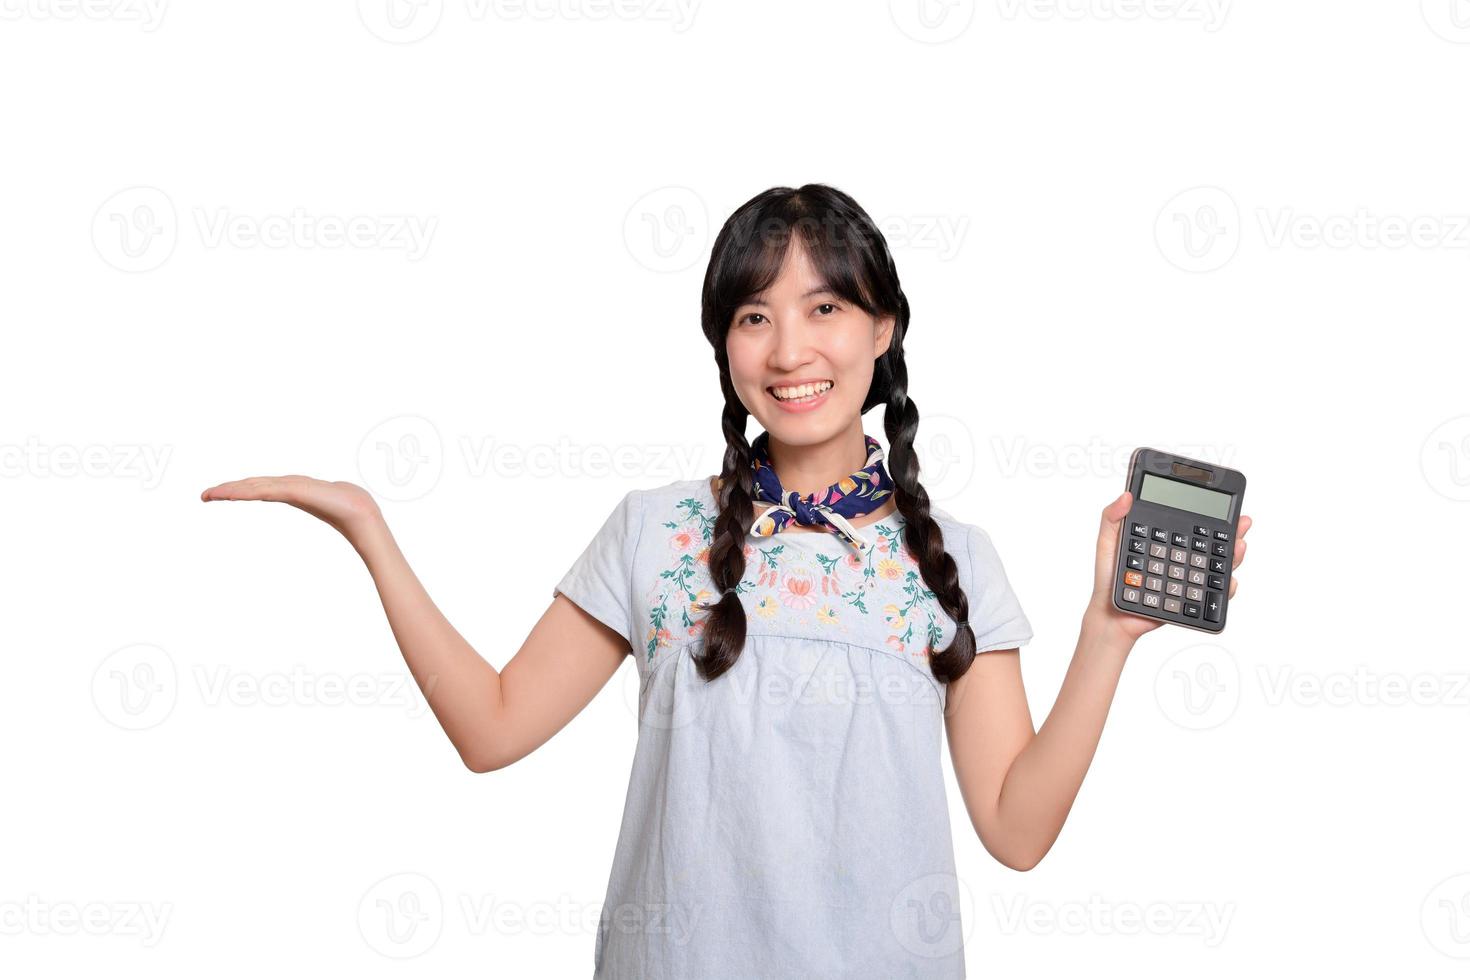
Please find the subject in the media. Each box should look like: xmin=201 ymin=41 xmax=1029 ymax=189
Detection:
xmin=1228 ymin=577 xmax=1238 ymax=599
xmin=1231 ymin=537 xmax=1247 ymax=570
xmin=200 ymin=476 xmax=297 ymax=503
xmin=1236 ymin=514 xmax=1252 ymax=539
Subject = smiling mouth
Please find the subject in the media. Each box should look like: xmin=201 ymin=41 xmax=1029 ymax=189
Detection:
xmin=768 ymin=380 xmax=835 ymax=404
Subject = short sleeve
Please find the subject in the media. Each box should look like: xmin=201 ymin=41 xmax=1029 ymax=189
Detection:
xmin=552 ymin=489 xmax=643 ymax=650
xmin=964 ymin=524 xmax=1034 ymax=653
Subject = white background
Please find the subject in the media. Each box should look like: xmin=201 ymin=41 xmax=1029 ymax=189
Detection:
xmin=3 ymin=1 xmax=1468 ymax=976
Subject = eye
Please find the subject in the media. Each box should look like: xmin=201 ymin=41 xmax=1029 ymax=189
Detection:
xmin=738 ymin=312 xmax=767 ymax=327
xmin=816 ymin=303 xmax=838 ymax=316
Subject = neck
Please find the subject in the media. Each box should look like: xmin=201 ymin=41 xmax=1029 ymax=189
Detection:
xmin=764 ymin=422 xmax=870 ymax=498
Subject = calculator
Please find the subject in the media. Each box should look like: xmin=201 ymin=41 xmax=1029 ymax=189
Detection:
xmin=1112 ymin=447 xmax=1247 ymax=633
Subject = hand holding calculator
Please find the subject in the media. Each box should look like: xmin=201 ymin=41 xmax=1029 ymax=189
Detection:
xmin=1111 ymin=447 xmax=1248 ymax=634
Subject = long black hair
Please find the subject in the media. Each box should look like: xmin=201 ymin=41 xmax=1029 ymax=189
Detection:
xmin=694 ymin=183 xmax=980 ymax=685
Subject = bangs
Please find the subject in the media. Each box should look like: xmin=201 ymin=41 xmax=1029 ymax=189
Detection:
xmin=708 ymin=199 xmax=882 ymax=334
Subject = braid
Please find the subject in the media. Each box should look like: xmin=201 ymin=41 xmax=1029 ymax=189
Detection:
xmin=881 ymin=345 xmax=977 ymax=684
xmin=691 ymin=349 xmax=754 ymax=682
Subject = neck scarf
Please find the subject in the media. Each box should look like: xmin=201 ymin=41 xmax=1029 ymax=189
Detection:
xmin=723 ymin=430 xmax=896 ymax=554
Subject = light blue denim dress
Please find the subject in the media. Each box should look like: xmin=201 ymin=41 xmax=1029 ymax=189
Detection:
xmin=552 ymin=477 xmax=1034 ymax=979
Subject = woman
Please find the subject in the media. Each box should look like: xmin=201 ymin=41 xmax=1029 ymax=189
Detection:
xmin=202 ymin=183 xmax=1252 ymax=977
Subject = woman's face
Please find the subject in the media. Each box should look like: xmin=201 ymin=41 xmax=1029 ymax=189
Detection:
xmin=725 ymin=241 xmax=894 ymax=443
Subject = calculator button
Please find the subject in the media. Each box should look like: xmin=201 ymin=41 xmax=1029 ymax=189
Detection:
xmin=1170 ymin=547 xmax=1187 ymax=564
xmin=1164 ymin=597 xmax=1182 ymax=613
xmin=1126 ymin=554 xmax=1145 ymax=571
xmin=1167 ymin=564 xmax=1185 ymax=580
xmin=1183 ymin=602 xmax=1201 ymax=617
xmin=1124 ymin=570 xmax=1143 ymax=588
xmin=1147 ymin=559 xmax=1166 ymax=575
xmin=1204 ymin=592 xmax=1223 ymax=622
xmin=1129 ymin=538 xmax=1147 ymax=555
xmin=1130 ymin=522 xmax=1148 ymax=538
xmin=1142 ymin=592 xmax=1161 ymax=608
xmin=1208 ymin=574 xmax=1225 ymax=590
xmin=1145 ymin=576 xmax=1163 ymax=592
xmin=1211 ymin=541 xmax=1229 ymax=558
xmin=1189 ymin=552 xmax=1208 ymax=569
xmin=1209 ymin=557 xmax=1227 ymax=574
xmin=1122 ymin=587 xmax=1141 ymax=603
xmin=1186 ymin=586 xmax=1203 ymax=602
xmin=1166 ymin=581 xmax=1183 ymax=597
xmin=1192 ymin=537 xmax=1208 ymax=552
xmin=1152 ymin=528 xmax=1169 ymax=543
xmin=1188 ymin=569 xmax=1207 ymax=586
xmin=1194 ymin=524 xmax=1209 ymax=536
xmin=1149 ymin=543 xmax=1168 ymax=559
xmin=1171 ymin=531 xmax=1188 ymax=547
xmin=1214 ymin=529 xmax=1230 ymax=541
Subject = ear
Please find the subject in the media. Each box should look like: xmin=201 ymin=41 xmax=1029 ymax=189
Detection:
xmin=874 ymin=314 xmax=896 ymax=355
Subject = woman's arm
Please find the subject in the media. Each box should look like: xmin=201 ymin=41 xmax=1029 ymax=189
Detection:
xmin=202 ymin=476 xmax=629 ymax=773
xmin=945 ymin=491 xmax=1252 ymax=871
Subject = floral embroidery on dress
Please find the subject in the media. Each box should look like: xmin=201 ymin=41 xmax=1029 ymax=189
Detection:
xmin=640 ymin=487 xmax=950 ymax=665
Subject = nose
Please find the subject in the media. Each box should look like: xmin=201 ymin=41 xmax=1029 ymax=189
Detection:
xmin=767 ymin=308 xmax=819 ymax=370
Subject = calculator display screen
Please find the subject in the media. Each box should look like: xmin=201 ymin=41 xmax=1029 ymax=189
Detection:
xmin=1139 ymin=473 xmax=1231 ymax=521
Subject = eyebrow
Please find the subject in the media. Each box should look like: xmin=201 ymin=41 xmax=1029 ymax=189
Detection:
xmin=742 ymin=285 xmax=836 ymax=307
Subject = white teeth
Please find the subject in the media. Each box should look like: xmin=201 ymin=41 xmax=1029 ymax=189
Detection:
xmin=772 ymin=381 xmax=833 ymax=400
